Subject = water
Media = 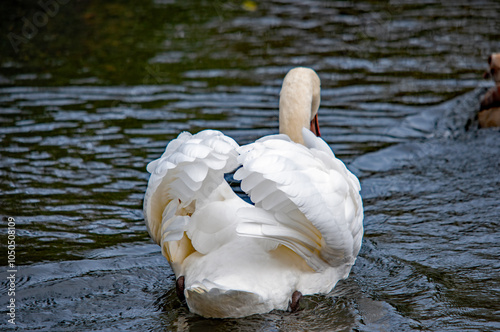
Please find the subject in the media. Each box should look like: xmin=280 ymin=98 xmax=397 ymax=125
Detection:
xmin=1 ymin=0 xmax=499 ymax=330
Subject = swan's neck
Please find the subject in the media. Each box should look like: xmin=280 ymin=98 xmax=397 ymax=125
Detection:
xmin=279 ymin=68 xmax=320 ymax=145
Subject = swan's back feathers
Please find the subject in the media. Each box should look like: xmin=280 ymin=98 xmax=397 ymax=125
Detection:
xmin=302 ymin=128 xmax=363 ymax=250
xmin=234 ymin=130 xmax=363 ymax=273
xmin=143 ymin=130 xmax=240 ymax=270
xmin=144 ymin=128 xmax=362 ymax=276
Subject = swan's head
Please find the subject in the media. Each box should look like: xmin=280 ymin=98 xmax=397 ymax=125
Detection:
xmin=484 ymin=53 xmax=500 ymax=83
xmin=279 ymin=67 xmax=321 ymax=144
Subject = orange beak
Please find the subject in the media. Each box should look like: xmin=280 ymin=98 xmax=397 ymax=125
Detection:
xmin=310 ymin=113 xmax=321 ymax=137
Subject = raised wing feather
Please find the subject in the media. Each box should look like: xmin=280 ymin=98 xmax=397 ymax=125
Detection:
xmin=234 ymin=129 xmax=363 ymax=272
xmin=143 ymin=130 xmax=240 ymax=271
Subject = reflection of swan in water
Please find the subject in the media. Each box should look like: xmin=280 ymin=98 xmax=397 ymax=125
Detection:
xmin=143 ymin=67 xmax=364 ymax=318
xmin=479 ymin=53 xmax=500 ymax=128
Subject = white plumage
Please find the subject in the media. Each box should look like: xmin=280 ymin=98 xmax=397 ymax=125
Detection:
xmin=143 ymin=67 xmax=364 ymax=318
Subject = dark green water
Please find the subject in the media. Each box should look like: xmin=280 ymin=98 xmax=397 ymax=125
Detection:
xmin=1 ymin=0 xmax=499 ymax=330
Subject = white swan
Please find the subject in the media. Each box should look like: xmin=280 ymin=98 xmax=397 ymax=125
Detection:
xmin=143 ymin=67 xmax=364 ymax=318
